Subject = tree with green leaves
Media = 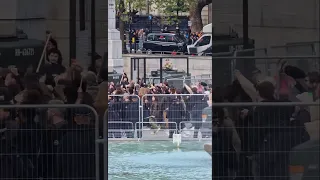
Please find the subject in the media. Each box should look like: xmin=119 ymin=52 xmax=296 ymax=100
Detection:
xmin=115 ymin=0 xmax=212 ymax=47
xmin=154 ymin=0 xmax=212 ymax=32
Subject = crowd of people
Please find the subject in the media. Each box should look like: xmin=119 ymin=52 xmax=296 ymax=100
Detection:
xmin=108 ymin=58 xmax=320 ymax=179
xmin=0 ymin=37 xmax=111 ymax=179
xmin=108 ymin=74 xmax=211 ymax=138
xmin=209 ymin=61 xmax=319 ymax=179
xmin=0 ymin=32 xmax=319 ymax=179
xmin=186 ymin=31 xmax=203 ymax=45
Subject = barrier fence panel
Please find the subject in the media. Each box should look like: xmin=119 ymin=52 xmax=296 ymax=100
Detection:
xmin=179 ymin=121 xmax=212 ymax=141
xmin=210 ymin=102 xmax=319 ymax=180
xmin=141 ymin=94 xmax=211 ymax=140
xmin=135 ymin=122 xmax=178 ymax=140
xmin=167 ymin=77 xmax=213 ymax=88
xmin=212 ymin=56 xmax=320 ymax=89
xmin=0 ymin=104 xmax=100 ymax=180
xmin=107 ymin=121 xmax=134 ymax=138
xmin=104 ymin=95 xmax=141 ymax=140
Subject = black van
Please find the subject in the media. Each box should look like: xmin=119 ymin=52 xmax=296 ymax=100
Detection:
xmin=0 ymin=37 xmax=43 ymax=70
xmin=142 ymin=33 xmax=186 ymax=54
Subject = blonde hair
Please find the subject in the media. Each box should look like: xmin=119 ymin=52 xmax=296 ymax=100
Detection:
xmin=95 ymin=82 xmax=108 ymax=105
xmin=138 ymin=87 xmax=149 ymax=98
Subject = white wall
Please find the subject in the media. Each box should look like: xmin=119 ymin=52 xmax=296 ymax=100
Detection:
xmin=211 ymin=0 xmax=319 ymax=49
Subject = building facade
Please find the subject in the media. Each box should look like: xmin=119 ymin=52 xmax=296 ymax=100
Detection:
xmin=1 ymin=0 xmax=318 ymax=65
xmin=211 ymin=0 xmax=319 ymax=50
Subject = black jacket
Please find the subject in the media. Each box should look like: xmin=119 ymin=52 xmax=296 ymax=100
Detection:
xmin=38 ymin=122 xmax=69 ymax=178
xmin=247 ymin=100 xmax=294 ymax=152
xmin=55 ymin=125 xmax=95 ymax=178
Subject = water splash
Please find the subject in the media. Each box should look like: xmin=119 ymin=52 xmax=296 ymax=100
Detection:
xmin=197 ymin=131 xmax=202 ymax=142
xmin=173 ymin=133 xmax=182 ymax=147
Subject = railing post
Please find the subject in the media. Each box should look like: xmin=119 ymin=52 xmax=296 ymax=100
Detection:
xmin=160 ymin=57 xmax=163 ymax=83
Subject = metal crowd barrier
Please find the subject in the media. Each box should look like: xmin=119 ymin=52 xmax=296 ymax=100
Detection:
xmin=209 ymin=102 xmax=319 ymax=180
xmin=135 ymin=50 xmax=185 ymax=55
xmin=105 ymin=94 xmax=212 ymax=140
xmin=167 ymin=77 xmax=212 ymax=87
xmin=107 ymin=121 xmax=134 ymax=138
xmin=104 ymin=95 xmax=141 ymax=140
xmin=179 ymin=121 xmax=212 ymax=141
xmin=141 ymin=94 xmax=211 ymax=140
xmin=0 ymin=104 xmax=100 ymax=180
xmin=135 ymin=122 xmax=178 ymax=141
xmin=104 ymin=94 xmax=320 ymax=179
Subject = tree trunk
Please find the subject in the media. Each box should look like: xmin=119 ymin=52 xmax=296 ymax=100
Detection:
xmin=189 ymin=4 xmax=203 ymax=32
xmin=189 ymin=0 xmax=211 ymax=32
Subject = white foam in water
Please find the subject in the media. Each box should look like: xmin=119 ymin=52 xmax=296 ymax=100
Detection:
xmin=172 ymin=133 xmax=182 ymax=147
xmin=121 ymin=130 xmax=127 ymax=138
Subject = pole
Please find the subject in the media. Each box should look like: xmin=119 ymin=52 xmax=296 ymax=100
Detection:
xmin=91 ymin=0 xmax=96 ymax=68
xmin=150 ymin=18 xmax=152 ymax=33
xmin=69 ymin=0 xmax=77 ymax=66
xmin=242 ymin=0 xmax=249 ymax=49
xmin=36 ymin=34 xmax=52 ymax=72
xmin=160 ymin=58 xmax=163 ymax=83
xmin=79 ymin=0 xmax=85 ymax=30
xmin=143 ymin=58 xmax=146 ymax=83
